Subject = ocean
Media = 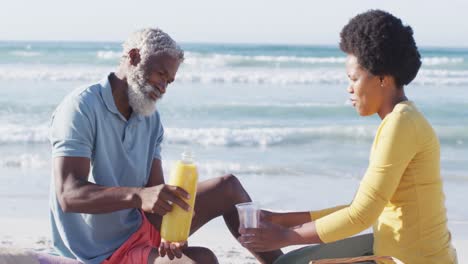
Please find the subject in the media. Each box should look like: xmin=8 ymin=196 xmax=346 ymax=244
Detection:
xmin=0 ymin=41 xmax=467 ymax=224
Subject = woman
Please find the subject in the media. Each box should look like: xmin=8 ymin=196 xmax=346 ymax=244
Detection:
xmin=239 ymin=10 xmax=458 ymax=264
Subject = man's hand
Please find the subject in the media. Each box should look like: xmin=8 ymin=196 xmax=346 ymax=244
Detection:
xmin=138 ymin=184 xmax=190 ymax=216
xmin=158 ymin=239 xmax=188 ymax=260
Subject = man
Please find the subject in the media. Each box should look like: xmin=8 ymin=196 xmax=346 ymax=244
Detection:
xmin=49 ymin=28 xmax=282 ymax=264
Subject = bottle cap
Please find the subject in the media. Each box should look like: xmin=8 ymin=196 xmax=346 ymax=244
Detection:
xmin=181 ymin=149 xmax=194 ymax=164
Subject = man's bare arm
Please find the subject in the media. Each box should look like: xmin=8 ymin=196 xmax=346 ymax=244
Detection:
xmin=54 ymin=157 xmax=188 ymax=215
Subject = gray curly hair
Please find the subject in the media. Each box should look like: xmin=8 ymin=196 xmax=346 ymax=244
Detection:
xmin=121 ymin=28 xmax=184 ymax=65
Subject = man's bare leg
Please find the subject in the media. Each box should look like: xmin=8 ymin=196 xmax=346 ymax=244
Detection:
xmin=149 ymin=174 xmax=283 ymax=264
xmin=189 ymin=174 xmax=283 ymax=264
xmin=149 ymin=246 xmax=218 ymax=264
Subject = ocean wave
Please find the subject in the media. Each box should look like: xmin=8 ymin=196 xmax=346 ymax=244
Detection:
xmin=184 ymin=52 xmax=464 ymax=67
xmin=177 ymin=68 xmax=347 ymax=84
xmin=162 ymin=160 xmax=299 ymax=178
xmin=0 ymin=153 xmax=296 ymax=177
xmin=96 ymin=51 xmax=122 ymax=60
xmin=176 ymin=69 xmax=468 ymax=86
xmin=218 ymin=102 xmax=343 ymax=108
xmin=183 ymin=52 xmax=347 ymax=67
xmin=419 ymin=69 xmax=468 ymax=77
xmin=0 ymin=65 xmax=108 ymax=81
xmin=163 ymin=126 xmax=377 ymax=147
xmin=1 ymin=154 xmax=48 ymax=169
xmin=0 ymin=66 xmax=347 ymax=84
xmin=163 ymin=126 xmax=466 ymax=147
xmin=414 ymin=70 xmax=468 ymax=85
xmin=0 ymin=124 xmax=49 ymax=144
xmin=4 ymin=123 xmax=464 ymax=147
xmin=0 ymin=124 xmax=377 ymax=145
xmin=10 ymin=51 xmax=42 ymax=57
xmin=4 ymin=48 xmax=465 ymax=68
xmin=422 ymin=57 xmax=464 ymax=66
xmin=1 ymin=65 xmax=468 ymax=86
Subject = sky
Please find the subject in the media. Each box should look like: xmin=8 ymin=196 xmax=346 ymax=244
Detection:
xmin=1 ymin=0 xmax=468 ymax=47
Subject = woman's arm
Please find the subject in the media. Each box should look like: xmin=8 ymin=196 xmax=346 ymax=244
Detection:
xmin=311 ymin=112 xmax=418 ymax=243
xmin=240 ymin=112 xmax=418 ymax=250
xmin=265 ymin=211 xmax=311 ymax=228
xmin=265 ymin=204 xmax=347 ymax=228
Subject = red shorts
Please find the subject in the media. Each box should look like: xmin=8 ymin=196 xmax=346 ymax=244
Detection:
xmin=103 ymin=212 xmax=161 ymax=264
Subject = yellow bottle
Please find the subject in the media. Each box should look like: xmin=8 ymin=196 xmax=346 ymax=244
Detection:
xmin=160 ymin=151 xmax=198 ymax=242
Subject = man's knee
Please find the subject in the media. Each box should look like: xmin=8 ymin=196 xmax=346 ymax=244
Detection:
xmin=184 ymin=247 xmax=218 ymax=264
xmin=219 ymin=174 xmax=246 ymax=200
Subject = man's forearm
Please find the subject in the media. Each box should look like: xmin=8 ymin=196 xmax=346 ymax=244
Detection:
xmin=59 ymin=179 xmax=141 ymax=214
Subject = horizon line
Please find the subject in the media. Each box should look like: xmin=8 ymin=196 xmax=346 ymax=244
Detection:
xmin=1 ymin=39 xmax=468 ymax=50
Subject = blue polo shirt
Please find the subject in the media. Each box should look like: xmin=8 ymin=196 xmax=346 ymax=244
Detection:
xmin=48 ymin=73 xmax=164 ymax=264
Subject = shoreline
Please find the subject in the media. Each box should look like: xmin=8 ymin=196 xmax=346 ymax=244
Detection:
xmin=0 ymin=217 xmax=466 ymax=263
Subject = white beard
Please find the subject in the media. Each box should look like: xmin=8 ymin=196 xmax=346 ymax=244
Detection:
xmin=126 ymin=65 xmax=161 ymax=117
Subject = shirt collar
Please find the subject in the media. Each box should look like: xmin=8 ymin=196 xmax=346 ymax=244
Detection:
xmin=100 ymin=73 xmax=143 ymax=122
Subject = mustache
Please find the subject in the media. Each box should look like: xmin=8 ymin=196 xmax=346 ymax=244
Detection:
xmin=145 ymin=86 xmax=163 ymax=101
xmin=141 ymin=82 xmax=164 ymax=96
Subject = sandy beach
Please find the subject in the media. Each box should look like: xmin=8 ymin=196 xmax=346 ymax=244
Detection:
xmin=0 ymin=216 xmax=466 ymax=263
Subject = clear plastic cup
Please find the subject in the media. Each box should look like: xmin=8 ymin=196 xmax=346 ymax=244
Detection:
xmin=235 ymin=202 xmax=259 ymax=228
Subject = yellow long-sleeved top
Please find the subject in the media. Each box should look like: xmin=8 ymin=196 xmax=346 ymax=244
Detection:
xmin=310 ymin=101 xmax=457 ymax=263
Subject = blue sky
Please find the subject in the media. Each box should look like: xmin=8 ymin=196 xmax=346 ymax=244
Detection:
xmin=1 ymin=0 xmax=467 ymax=47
